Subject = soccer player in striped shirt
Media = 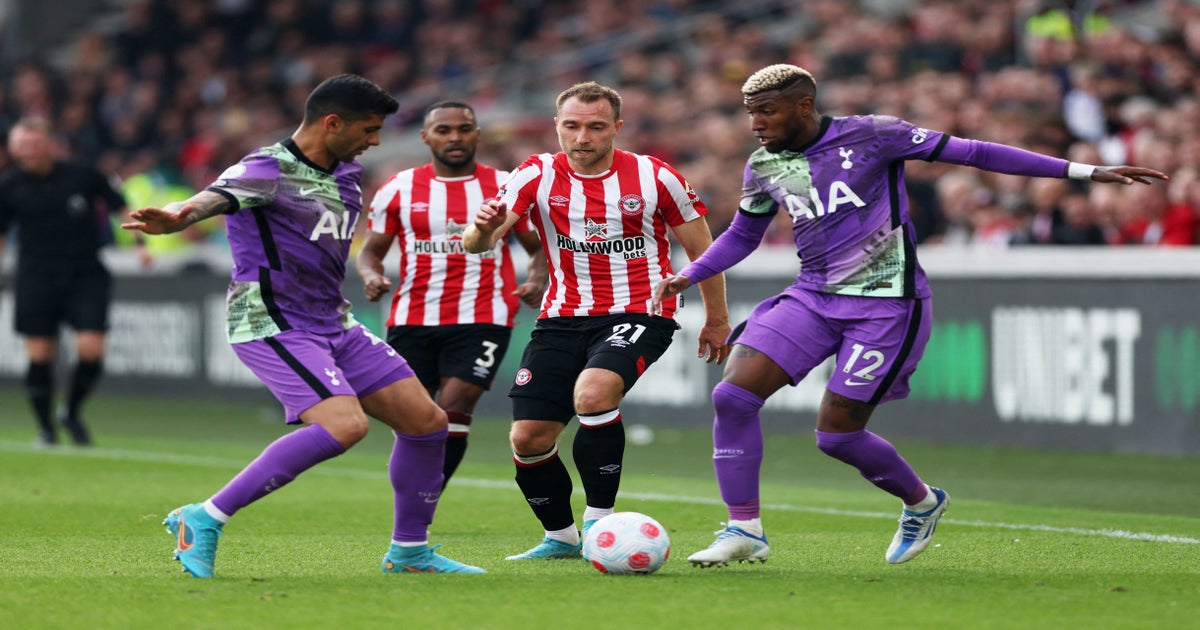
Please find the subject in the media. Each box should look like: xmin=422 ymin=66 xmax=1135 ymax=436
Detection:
xmin=357 ymin=101 xmax=546 ymax=489
xmin=124 ymin=75 xmax=484 ymax=576
xmin=464 ymin=81 xmax=732 ymax=560
xmin=653 ymin=64 xmax=1168 ymax=567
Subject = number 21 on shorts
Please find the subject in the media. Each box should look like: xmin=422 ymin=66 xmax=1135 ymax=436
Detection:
xmin=606 ymin=323 xmax=646 ymax=349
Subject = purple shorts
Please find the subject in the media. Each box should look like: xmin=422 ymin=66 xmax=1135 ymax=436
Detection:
xmin=232 ymin=324 xmax=416 ymax=424
xmin=733 ymin=285 xmax=931 ymax=405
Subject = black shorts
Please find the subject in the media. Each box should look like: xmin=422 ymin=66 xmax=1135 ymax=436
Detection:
xmin=386 ymin=323 xmax=513 ymax=391
xmin=509 ymin=313 xmax=678 ymax=423
xmin=13 ymin=259 xmax=112 ymax=337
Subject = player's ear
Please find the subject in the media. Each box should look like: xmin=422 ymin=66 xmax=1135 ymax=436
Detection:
xmin=794 ymin=94 xmax=815 ymax=114
xmin=323 ymin=113 xmax=344 ymax=133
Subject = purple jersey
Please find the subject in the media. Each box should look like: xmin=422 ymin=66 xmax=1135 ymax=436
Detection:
xmin=740 ymin=115 xmax=943 ymax=298
xmin=209 ymin=139 xmax=364 ymax=342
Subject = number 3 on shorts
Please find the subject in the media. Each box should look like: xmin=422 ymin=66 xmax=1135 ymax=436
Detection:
xmin=475 ymin=340 xmax=500 ymax=368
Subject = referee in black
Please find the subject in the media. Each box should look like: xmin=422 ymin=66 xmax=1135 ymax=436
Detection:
xmin=0 ymin=117 xmax=149 ymax=446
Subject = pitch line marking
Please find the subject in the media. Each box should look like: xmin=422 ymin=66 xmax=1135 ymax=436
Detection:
xmin=3 ymin=440 xmax=1197 ymax=545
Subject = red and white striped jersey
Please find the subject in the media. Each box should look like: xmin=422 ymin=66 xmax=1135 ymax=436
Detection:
xmin=499 ymin=149 xmax=707 ymax=319
xmin=368 ymin=163 xmax=534 ymax=327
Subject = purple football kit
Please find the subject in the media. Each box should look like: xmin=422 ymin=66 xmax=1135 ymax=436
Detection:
xmin=682 ymin=114 xmax=1073 ymax=403
xmin=202 ymin=139 xmax=436 ymax=543
xmin=211 ymin=138 xmax=414 ymax=422
xmin=677 ymin=114 xmax=1078 ymax=564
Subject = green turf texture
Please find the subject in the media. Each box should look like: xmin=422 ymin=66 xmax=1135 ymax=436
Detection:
xmin=1 ymin=390 xmax=1197 ymax=629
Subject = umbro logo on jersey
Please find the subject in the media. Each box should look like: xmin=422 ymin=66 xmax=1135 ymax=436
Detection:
xmin=549 ymin=195 xmax=570 ymax=207
xmin=599 ymin=464 xmax=621 ymax=474
xmin=412 ymin=202 xmax=429 ymax=213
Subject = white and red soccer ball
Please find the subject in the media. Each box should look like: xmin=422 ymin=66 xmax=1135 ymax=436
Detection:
xmin=582 ymin=511 xmax=671 ymax=575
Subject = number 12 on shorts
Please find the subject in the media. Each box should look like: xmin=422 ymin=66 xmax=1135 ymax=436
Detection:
xmin=843 ymin=342 xmax=885 ymax=384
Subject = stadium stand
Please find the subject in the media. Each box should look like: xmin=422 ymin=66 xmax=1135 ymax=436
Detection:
xmin=0 ymin=0 xmax=1196 ymax=248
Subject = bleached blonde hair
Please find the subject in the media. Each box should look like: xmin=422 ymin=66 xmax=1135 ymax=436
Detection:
xmin=741 ymin=64 xmax=816 ymax=97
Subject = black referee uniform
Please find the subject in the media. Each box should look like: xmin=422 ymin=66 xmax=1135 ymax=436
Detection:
xmin=0 ymin=160 xmax=128 ymax=445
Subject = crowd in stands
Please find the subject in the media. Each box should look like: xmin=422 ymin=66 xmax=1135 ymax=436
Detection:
xmin=1 ymin=0 xmax=1198 ymax=255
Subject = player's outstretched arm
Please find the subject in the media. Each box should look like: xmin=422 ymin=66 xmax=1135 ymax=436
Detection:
xmin=463 ymin=199 xmax=518 ymax=253
xmin=1088 ymin=165 xmax=1169 ymax=185
xmin=122 ymin=190 xmax=232 ymax=235
xmin=355 ymin=231 xmax=396 ymax=302
xmin=671 ymin=217 xmax=731 ymax=365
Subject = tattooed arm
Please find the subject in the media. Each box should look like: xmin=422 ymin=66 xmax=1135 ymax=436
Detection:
xmin=121 ymin=190 xmax=235 ymax=236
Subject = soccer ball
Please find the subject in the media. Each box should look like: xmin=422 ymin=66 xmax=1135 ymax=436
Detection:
xmin=582 ymin=511 xmax=671 ymax=575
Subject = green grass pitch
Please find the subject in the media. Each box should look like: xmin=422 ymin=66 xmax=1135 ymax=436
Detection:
xmin=1 ymin=389 xmax=1197 ymax=629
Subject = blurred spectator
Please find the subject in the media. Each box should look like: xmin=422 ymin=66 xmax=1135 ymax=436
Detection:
xmin=1053 ymin=190 xmax=1108 ymax=245
xmin=1114 ymin=178 xmax=1199 ymax=245
xmin=0 ymin=0 xmax=1194 ymax=252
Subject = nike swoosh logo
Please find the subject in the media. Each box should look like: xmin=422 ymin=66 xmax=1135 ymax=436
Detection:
xmin=845 ymin=379 xmax=873 ymax=386
xmin=299 ymin=186 xmax=322 ymax=197
xmin=177 ymin=514 xmax=194 ymax=551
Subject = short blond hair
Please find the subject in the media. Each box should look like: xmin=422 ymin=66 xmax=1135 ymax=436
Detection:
xmin=741 ymin=64 xmax=816 ymax=97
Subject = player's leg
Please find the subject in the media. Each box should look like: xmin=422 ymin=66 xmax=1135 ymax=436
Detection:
xmin=572 ymin=314 xmax=676 ymax=538
xmin=685 ymin=345 xmax=790 ymax=567
xmin=59 ymin=262 xmax=112 ymax=445
xmin=505 ymin=321 xmax=587 ymax=560
xmin=433 ymin=324 xmax=512 ymax=487
xmin=163 ymin=331 xmax=359 ymax=578
xmin=570 ymin=367 xmax=624 ymax=544
xmin=817 ymin=295 xmax=947 ymax=564
xmin=689 ymin=290 xmax=836 ymax=567
xmin=361 ymin=377 xmax=484 ymax=574
xmin=437 ymin=377 xmax=487 ymax=483
xmin=347 ymin=324 xmax=482 ymax=574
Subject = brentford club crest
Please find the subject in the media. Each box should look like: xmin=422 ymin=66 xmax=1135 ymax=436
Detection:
xmin=515 ymin=368 xmax=532 ymax=385
xmin=618 ymin=193 xmax=645 ymax=216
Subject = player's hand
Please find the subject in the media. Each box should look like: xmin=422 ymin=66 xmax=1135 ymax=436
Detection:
xmin=513 ymin=281 xmax=544 ymax=308
xmin=363 ymin=275 xmax=392 ymax=302
xmin=473 ymin=199 xmax=509 ymax=231
xmin=697 ymin=319 xmax=732 ymax=365
xmin=651 ymin=274 xmax=692 ymax=315
xmin=122 ymin=204 xmax=194 ymax=235
xmin=1092 ymin=166 xmax=1169 ymax=185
